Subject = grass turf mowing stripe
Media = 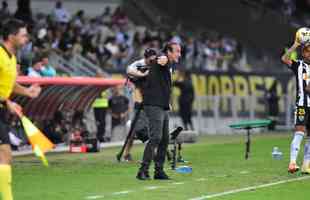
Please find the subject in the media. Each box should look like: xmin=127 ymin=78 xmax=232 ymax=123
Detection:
xmin=112 ymin=190 xmax=132 ymax=195
xmin=85 ymin=195 xmax=104 ymax=199
xmin=172 ymin=182 xmax=185 ymax=185
xmin=189 ymin=176 xmax=310 ymax=200
xmin=144 ymin=186 xmax=162 ymax=190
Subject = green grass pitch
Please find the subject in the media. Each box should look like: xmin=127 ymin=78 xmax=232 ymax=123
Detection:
xmin=11 ymin=132 xmax=310 ymax=200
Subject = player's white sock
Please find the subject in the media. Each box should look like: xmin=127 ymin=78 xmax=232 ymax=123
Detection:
xmin=303 ymin=137 xmax=310 ymax=167
xmin=290 ymin=131 xmax=304 ymax=163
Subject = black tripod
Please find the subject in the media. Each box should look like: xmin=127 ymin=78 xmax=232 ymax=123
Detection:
xmin=116 ymin=103 xmax=143 ymax=162
xmin=167 ymin=127 xmax=183 ymax=170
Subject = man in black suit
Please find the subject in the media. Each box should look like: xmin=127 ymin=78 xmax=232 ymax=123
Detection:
xmin=136 ymin=42 xmax=182 ymax=180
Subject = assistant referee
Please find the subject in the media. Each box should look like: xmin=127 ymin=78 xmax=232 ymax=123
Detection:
xmin=0 ymin=19 xmax=41 ymax=200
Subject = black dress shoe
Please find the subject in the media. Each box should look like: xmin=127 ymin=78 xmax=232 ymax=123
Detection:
xmin=154 ymin=171 xmax=170 ymax=180
xmin=136 ymin=171 xmax=150 ymax=180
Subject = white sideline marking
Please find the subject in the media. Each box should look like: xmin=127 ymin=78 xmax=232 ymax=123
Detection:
xmin=189 ymin=176 xmax=310 ymax=200
xmin=85 ymin=195 xmax=104 ymax=199
xmin=172 ymin=182 xmax=185 ymax=185
xmin=144 ymin=186 xmax=161 ymax=190
xmin=112 ymin=190 xmax=132 ymax=195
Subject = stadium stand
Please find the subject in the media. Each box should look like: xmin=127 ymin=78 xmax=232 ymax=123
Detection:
xmin=0 ymin=0 xmax=247 ymax=75
xmin=0 ymin=0 xmax=303 ymax=147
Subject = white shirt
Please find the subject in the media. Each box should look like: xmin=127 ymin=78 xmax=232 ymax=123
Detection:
xmin=126 ymin=59 xmax=147 ymax=78
xmin=53 ymin=8 xmax=70 ymax=23
xmin=28 ymin=67 xmax=42 ymax=77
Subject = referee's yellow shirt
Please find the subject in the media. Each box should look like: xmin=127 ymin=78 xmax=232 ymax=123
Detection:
xmin=0 ymin=45 xmax=17 ymax=100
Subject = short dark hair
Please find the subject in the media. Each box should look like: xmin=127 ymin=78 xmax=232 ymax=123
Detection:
xmin=2 ymin=19 xmax=26 ymax=41
xmin=56 ymin=1 xmax=62 ymax=8
xmin=302 ymin=43 xmax=310 ymax=53
xmin=32 ymin=56 xmax=42 ymax=65
xmin=163 ymin=42 xmax=179 ymax=53
xmin=144 ymin=48 xmax=157 ymax=58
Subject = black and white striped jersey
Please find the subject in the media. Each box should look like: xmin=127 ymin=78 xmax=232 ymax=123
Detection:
xmin=289 ymin=60 xmax=310 ymax=107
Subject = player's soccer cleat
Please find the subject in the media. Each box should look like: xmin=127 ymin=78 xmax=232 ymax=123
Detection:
xmin=301 ymin=167 xmax=310 ymax=174
xmin=288 ymin=162 xmax=300 ymax=173
xmin=301 ymin=163 xmax=310 ymax=174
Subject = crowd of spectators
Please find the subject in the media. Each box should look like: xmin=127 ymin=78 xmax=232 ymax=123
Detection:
xmin=0 ymin=0 xmax=243 ymax=74
xmin=4 ymin=0 xmax=310 ymax=74
xmin=243 ymin=0 xmax=310 ymax=27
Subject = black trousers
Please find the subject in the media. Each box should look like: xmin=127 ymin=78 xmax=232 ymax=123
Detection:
xmin=179 ymin=101 xmax=193 ymax=130
xmin=0 ymin=104 xmax=10 ymax=145
xmin=140 ymin=105 xmax=169 ymax=171
xmin=94 ymin=108 xmax=107 ymax=142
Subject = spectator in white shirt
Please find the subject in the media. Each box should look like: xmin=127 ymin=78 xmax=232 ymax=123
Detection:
xmin=52 ymin=1 xmax=70 ymax=24
xmin=27 ymin=57 xmax=43 ymax=77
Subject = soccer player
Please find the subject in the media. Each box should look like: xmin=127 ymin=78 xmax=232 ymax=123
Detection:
xmin=0 ymin=19 xmax=41 ymax=200
xmin=281 ymin=40 xmax=310 ymax=174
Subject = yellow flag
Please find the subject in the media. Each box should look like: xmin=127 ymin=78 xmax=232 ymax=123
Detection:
xmin=34 ymin=145 xmax=49 ymax=167
xmin=21 ymin=116 xmax=54 ymax=166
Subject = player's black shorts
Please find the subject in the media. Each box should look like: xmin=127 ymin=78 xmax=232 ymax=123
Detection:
xmin=0 ymin=103 xmax=10 ymax=145
xmin=294 ymin=106 xmax=310 ymax=128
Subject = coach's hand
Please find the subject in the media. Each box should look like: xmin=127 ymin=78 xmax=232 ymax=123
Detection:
xmin=27 ymin=84 xmax=41 ymax=98
xmin=141 ymin=70 xmax=149 ymax=76
xmin=157 ymin=56 xmax=168 ymax=66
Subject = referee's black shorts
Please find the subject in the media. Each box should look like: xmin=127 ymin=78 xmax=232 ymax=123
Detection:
xmin=0 ymin=101 xmax=10 ymax=145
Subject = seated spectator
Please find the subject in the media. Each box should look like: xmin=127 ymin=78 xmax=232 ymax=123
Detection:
xmin=108 ymin=85 xmax=129 ymax=133
xmin=71 ymin=36 xmax=84 ymax=55
xmin=104 ymin=36 xmax=120 ymax=67
xmin=203 ymin=39 xmax=221 ymax=71
xmin=43 ymin=111 xmax=67 ymax=144
xmin=112 ymin=6 xmax=128 ymax=27
xmin=27 ymin=57 xmax=43 ymax=77
xmin=72 ymin=10 xmax=85 ymax=28
xmin=100 ymin=6 xmax=112 ymax=24
xmin=40 ymin=53 xmax=57 ymax=77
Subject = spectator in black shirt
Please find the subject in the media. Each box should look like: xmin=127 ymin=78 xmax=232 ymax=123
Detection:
xmin=14 ymin=0 xmax=33 ymax=26
xmin=0 ymin=1 xmax=10 ymax=20
xmin=174 ymin=70 xmax=195 ymax=130
xmin=265 ymin=80 xmax=279 ymax=131
xmin=108 ymin=85 xmax=129 ymax=134
xmin=137 ymin=42 xmax=181 ymax=180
